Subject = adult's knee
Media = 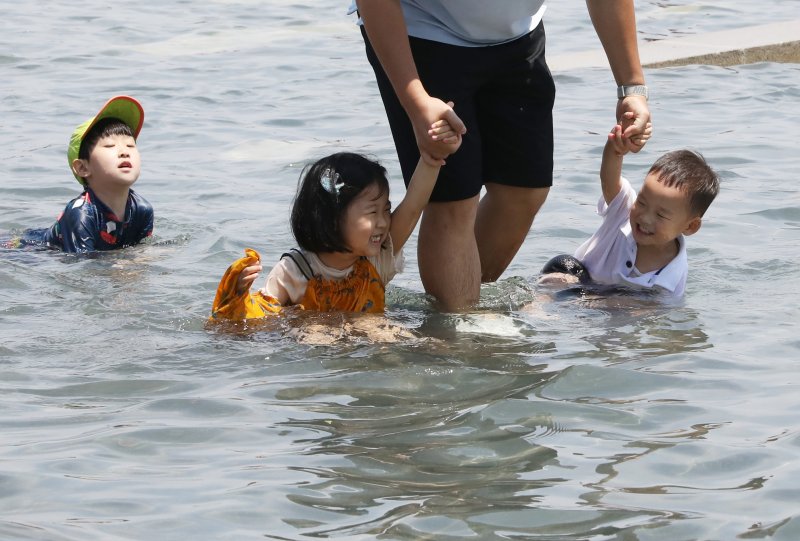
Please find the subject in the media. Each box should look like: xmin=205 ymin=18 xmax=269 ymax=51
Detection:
xmin=420 ymin=197 xmax=479 ymax=235
xmin=486 ymin=184 xmax=549 ymax=212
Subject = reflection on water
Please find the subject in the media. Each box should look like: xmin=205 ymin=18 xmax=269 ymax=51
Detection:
xmin=1 ymin=1 xmax=799 ymax=540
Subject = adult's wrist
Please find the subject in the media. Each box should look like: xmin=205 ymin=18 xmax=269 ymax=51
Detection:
xmin=400 ymin=79 xmax=430 ymax=111
xmin=617 ymin=84 xmax=648 ymax=101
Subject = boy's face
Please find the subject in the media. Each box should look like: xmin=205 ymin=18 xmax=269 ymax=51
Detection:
xmin=630 ymin=172 xmax=701 ymax=248
xmin=73 ymin=133 xmax=141 ymax=190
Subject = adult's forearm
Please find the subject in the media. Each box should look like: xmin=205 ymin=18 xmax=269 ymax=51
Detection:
xmin=358 ymin=0 xmax=428 ymax=113
xmin=586 ymin=0 xmax=645 ymax=86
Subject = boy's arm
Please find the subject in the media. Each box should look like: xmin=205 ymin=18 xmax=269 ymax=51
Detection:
xmin=600 ymin=119 xmax=651 ymax=204
xmin=136 ymin=197 xmax=154 ymax=240
xmin=58 ymin=205 xmax=98 ymax=253
xmin=600 ymin=125 xmax=627 ymax=204
xmin=389 ymin=158 xmax=440 ymax=255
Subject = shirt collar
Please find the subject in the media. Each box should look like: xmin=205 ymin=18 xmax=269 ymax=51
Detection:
xmin=620 ymin=224 xmax=687 ymax=292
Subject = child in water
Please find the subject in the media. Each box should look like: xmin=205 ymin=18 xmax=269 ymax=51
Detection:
xmin=8 ymin=96 xmax=153 ymax=253
xmin=540 ymin=116 xmax=720 ymax=297
xmin=211 ymin=118 xmax=461 ymax=319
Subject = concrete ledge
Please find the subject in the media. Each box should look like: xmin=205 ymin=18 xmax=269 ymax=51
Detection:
xmin=549 ymin=19 xmax=800 ymax=71
xmin=644 ymin=41 xmax=800 ymax=68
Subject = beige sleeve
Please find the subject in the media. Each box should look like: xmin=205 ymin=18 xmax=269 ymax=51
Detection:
xmin=370 ymin=235 xmax=406 ymax=286
xmin=261 ymin=257 xmax=309 ymax=305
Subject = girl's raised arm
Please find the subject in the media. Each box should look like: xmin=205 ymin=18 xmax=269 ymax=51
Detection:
xmin=390 ymin=111 xmax=462 ymax=254
xmin=389 ymin=158 xmax=440 ymax=255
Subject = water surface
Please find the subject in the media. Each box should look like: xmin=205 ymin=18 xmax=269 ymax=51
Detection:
xmin=1 ymin=2 xmax=799 ymax=540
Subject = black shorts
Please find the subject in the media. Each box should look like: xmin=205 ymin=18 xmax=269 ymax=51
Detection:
xmin=362 ymin=23 xmax=556 ymax=202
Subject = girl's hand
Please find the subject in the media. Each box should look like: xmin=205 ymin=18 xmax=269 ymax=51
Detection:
xmin=236 ymin=263 xmax=262 ymax=295
xmin=427 ymin=102 xmax=463 ymax=153
xmin=411 ymin=97 xmax=465 ymax=166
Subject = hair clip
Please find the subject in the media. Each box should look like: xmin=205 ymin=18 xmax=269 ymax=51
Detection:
xmin=320 ymin=167 xmax=345 ymax=198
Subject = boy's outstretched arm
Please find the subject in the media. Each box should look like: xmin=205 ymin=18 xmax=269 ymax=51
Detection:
xmin=601 ymin=116 xmax=652 ymax=204
xmin=600 ymin=124 xmax=627 ymax=204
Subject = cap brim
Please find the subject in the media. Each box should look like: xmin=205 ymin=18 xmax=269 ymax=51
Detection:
xmin=69 ymin=96 xmax=145 ymax=184
xmin=87 ymin=95 xmax=144 ymax=140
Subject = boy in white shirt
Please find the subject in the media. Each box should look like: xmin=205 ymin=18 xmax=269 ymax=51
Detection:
xmin=540 ymin=118 xmax=720 ymax=297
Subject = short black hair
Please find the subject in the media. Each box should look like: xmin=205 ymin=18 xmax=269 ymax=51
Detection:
xmin=648 ymin=149 xmax=720 ymax=217
xmin=78 ymin=117 xmax=135 ymax=161
xmin=291 ymin=152 xmax=389 ymax=253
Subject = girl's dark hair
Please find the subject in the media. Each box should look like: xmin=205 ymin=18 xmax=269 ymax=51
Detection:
xmin=291 ymin=152 xmax=389 ymax=253
xmin=78 ymin=117 xmax=135 ymax=161
xmin=648 ymin=149 xmax=720 ymax=217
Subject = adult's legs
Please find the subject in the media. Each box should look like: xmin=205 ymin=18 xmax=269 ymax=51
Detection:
xmin=361 ymin=27 xmax=554 ymax=308
xmin=417 ymin=196 xmax=481 ymax=311
xmin=475 ymin=184 xmax=550 ymax=282
xmin=418 ymin=184 xmax=549 ymax=310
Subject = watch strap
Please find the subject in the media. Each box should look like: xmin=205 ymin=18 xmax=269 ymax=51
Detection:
xmin=617 ymin=85 xmax=649 ymax=100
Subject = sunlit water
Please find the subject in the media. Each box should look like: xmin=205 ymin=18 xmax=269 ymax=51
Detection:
xmin=1 ymin=1 xmax=799 ymax=540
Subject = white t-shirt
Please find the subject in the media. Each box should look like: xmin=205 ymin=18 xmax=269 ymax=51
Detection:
xmin=573 ymin=177 xmax=689 ymax=296
xmin=350 ymin=0 xmax=547 ymax=47
xmin=261 ymin=236 xmax=405 ymax=305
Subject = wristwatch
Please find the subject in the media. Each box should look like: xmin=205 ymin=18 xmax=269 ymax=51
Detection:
xmin=617 ymin=85 xmax=649 ymax=100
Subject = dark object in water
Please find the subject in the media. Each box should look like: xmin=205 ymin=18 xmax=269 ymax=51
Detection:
xmin=541 ymin=254 xmax=592 ymax=284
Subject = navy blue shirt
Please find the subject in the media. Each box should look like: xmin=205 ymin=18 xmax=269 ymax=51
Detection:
xmin=23 ymin=188 xmax=154 ymax=253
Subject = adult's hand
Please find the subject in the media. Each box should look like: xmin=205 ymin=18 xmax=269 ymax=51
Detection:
xmin=409 ymin=96 xmax=466 ymax=166
xmin=616 ymin=95 xmax=651 ymax=153
xmin=587 ymin=0 xmax=651 ymax=153
xmin=358 ymin=0 xmax=465 ymax=166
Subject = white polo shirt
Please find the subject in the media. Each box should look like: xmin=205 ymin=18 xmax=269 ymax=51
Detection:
xmin=573 ymin=177 xmax=689 ymax=296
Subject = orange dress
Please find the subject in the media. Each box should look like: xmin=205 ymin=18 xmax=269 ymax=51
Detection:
xmin=210 ymin=248 xmax=386 ymax=321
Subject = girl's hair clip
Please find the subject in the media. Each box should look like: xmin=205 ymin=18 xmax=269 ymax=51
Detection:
xmin=320 ymin=167 xmax=345 ymax=198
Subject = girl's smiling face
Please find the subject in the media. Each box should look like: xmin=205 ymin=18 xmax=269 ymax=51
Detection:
xmin=340 ymin=181 xmax=391 ymax=259
xmin=629 ymin=172 xmax=700 ymax=248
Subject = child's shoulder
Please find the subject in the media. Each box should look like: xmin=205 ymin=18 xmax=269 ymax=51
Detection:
xmin=59 ymin=191 xmax=94 ymax=215
xmin=128 ymin=190 xmax=155 ymax=217
xmin=278 ymin=248 xmax=315 ymax=280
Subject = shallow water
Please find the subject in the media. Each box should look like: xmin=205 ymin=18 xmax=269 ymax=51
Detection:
xmin=1 ymin=2 xmax=800 ymax=540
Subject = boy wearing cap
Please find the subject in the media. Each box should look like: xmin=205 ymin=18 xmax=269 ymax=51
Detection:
xmin=16 ymin=95 xmax=153 ymax=253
